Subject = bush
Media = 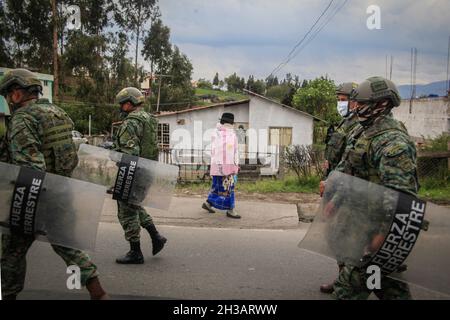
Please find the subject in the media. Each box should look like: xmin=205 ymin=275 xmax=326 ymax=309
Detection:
xmin=59 ymin=101 xmax=119 ymax=135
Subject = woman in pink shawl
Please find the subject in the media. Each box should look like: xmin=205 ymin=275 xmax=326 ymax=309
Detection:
xmin=202 ymin=113 xmax=241 ymax=219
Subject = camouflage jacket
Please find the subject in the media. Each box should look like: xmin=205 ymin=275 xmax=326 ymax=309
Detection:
xmin=324 ymin=113 xmax=360 ymax=175
xmin=6 ymin=100 xmax=78 ymax=176
xmin=114 ymin=109 xmax=159 ymax=160
xmin=335 ymin=114 xmax=418 ymax=196
xmin=0 ymin=115 xmax=9 ymax=162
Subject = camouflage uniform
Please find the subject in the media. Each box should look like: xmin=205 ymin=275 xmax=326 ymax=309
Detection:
xmin=114 ymin=109 xmax=159 ymax=243
xmin=332 ymin=113 xmax=418 ymax=300
xmin=1 ymin=100 xmax=99 ymax=297
xmin=324 ymin=114 xmax=360 ymax=176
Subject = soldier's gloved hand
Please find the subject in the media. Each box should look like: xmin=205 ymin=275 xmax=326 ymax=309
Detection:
xmin=369 ymin=233 xmax=385 ymax=252
xmin=319 ymin=180 xmax=326 ymax=198
xmin=323 ymin=201 xmax=336 ymax=218
xmin=106 ymin=186 xmax=115 ymax=194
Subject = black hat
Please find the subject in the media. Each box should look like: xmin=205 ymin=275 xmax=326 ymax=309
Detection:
xmin=220 ymin=112 xmax=234 ymax=124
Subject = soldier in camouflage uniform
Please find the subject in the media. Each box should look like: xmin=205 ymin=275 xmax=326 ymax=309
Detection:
xmin=113 ymin=87 xmax=167 ymax=264
xmin=331 ymin=76 xmax=418 ymax=300
xmin=0 ymin=96 xmax=10 ymax=162
xmin=0 ymin=68 xmax=108 ymax=300
xmin=319 ymin=82 xmax=360 ymax=294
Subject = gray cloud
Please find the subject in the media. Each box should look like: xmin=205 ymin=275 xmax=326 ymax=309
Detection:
xmin=156 ymin=0 xmax=450 ymax=85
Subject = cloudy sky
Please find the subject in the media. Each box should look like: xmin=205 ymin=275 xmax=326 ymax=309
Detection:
xmin=151 ymin=0 xmax=450 ymax=85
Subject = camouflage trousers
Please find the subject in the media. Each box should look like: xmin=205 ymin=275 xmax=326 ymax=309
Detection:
xmin=117 ymin=201 xmax=153 ymax=243
xmin=1 ymin=233 xmax=98 ymax=298
xmin=333 ymin=264 xmax=412 ymax=300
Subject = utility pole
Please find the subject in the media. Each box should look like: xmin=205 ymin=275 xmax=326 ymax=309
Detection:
xmin=155 ymin=74 xmax=173 ymax=113
xmin=52 ymin=0 xmax=59 ymax=100
xmin=389 ymin=55 xmax=394 ymax=80
xmin=446 ymin=36 xmax=450 ymax=94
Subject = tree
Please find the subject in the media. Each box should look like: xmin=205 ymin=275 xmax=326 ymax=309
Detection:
xmin=213 ymin=72 xmax=219 ymax=86
xmin=266 ymin=84 xmax=291 ymax=102
xmin=0 ymin=2 xmax=12 ymax=65
xmin=2 ymin=0 xmax=53 ymax=71
xmin=225 ymin=73 xmax=245 ymax=92
xmin=141 ymin=18 xmax=172 ymax=90
xmin=197 ymin=79 xmax=213 ymax=89
xmin=292 ymin=77 xmax=338 ymax=122
xmin=266 ymin=75 xmax=279 ymax=88
xmin=114 ymin=0 xmax=159 ymax=83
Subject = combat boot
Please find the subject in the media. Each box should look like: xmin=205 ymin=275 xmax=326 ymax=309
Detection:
xmin=86 ymin=277 xmax=109 ymax=300
xmin=116 ymin=241 xmax=144 ymax=264
xmin=145 ymin=223 xmax=167 ymax=256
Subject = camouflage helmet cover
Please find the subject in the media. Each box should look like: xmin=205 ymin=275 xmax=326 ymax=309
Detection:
xmin=336 ymin=82 xmax=358 ymax=96
xmin=115 ymin=87 xmax=145 ymax=106
xmin=351 ymin=76 xmax=401 ymax=107
xmin=0 ymin=68 xmax=43 ymax=96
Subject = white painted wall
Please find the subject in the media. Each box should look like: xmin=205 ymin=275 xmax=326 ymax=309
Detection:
xmin=156 ymin=96 xmax=314 ymax=161
xmin=157 ymin=103 xmax=249 ymax=150
xmin=392 ymin=98 xmax=450 ymax=139
xmin=248 ymin=95 xmax=314 ymax=156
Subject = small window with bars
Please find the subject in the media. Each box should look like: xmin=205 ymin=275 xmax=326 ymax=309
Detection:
xmin=158 ymin=123 xmax=170 ymax=148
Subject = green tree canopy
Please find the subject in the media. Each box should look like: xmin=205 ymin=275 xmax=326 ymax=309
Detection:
xmin=292 ymin=77 xmax=338 ymax=122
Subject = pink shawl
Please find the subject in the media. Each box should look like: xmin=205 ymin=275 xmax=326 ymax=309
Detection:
xmin=210 ymin=123 xmax=239 ymax=176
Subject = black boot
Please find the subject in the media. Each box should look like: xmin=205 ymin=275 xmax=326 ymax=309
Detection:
xmin=116 ymin=241 xmax=144 ymax=264
xmin=145 ymin=224 xmax=167 ymax=256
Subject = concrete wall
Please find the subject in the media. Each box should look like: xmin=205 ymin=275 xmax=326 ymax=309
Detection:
xmin=157 ymin=102 xmax=249 ymax=150
xmin=392 ymin=97 xmax=450 ymax=139
xmin=248 ymin=95 xmax=314 ymax=155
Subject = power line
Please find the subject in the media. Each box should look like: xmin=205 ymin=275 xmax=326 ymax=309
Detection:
xmin=269 ymin=0 xmax=348 ymax=78
xmin=283 ymin=0 xmax=348 ymax=68
xmin=268 ymin=0 xmax=335 ymax=78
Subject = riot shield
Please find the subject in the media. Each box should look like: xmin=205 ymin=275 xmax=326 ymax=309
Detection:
xmin=0 ymin=162 xmax=105 ymax=251
xmin=72 ymin=144 xmax=179 ymax=210
xmin=299 ymin=171 xmax=450 ymax=296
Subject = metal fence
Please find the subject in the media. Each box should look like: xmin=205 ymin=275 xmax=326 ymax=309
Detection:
xmin=158 ymin=147 xmax=280 ymax=182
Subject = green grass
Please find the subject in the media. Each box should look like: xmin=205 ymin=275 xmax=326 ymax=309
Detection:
xmin=195 ymin=88 xmax=247 ymax=101
xmin=418 ymin=175 xmax=450 ymax=203
xmin=177 ymin=175 xmax=320 ymax=194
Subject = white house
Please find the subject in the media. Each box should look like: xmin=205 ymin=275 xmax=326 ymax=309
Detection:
xmin=155 ymin=90 xmax=321 ymax=173
xmin=0 ymin=67 xmax=54 ymax=103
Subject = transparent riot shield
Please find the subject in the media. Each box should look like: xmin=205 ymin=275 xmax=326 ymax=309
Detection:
xmin=0 ymin=162 xmax=105 ymax=251
xmin=299 ymin=170 xmax=450 ymax=296
xmin=72 ymin=144 xmax=179 ymax=210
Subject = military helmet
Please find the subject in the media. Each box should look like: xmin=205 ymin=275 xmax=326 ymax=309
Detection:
xmin=115 ymin=87 xmax=145 ymax=106
xmin=351 ymin=76 xmax=401 ymax=107
xmin=336 ymin=82 xmax=358 ymax=96
xmin=0 ymin=68 xmax=43 ymax=96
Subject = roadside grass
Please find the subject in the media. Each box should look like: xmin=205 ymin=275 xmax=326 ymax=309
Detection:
xmin=176 ymin=174 xmax=449 ymax=204
xmin=418 ymin=175 xmax=450 ymax=203
xmin=177 ymin=175 xmax=320 ymax=194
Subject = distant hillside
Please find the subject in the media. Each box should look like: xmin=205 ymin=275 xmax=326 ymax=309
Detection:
xmin=398 ymin=80 xmax=449 ymax=99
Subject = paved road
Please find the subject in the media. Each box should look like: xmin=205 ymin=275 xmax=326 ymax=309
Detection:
xmin=19 ymin=222 xmax=448 ymax=300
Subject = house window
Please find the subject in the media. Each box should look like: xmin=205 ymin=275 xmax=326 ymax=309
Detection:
xmin=158 ymin=123 xmax=170 ymax=149
xmin=269 ymin=127 xmax=292 ymax=146
xmin=43 ymin=80 xmax=49 ymax=86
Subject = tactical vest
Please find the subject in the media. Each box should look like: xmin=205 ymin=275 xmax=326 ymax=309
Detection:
xmin=15 ymin=102 xmax=78 ymax=176
xmin=126 ymin=111 xmax=159 ymax=160
xmin=325 ymin=115 xmax=359 ymax=173
xmin=340 ymin=116 xmax=408 ymax=184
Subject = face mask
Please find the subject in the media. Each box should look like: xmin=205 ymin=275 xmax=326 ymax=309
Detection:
xmin=337 ymin=101 xmax=349 ymax=117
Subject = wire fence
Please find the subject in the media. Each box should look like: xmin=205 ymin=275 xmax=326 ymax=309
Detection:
xmin=158 ymin=148 xmax=280 ymax=182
